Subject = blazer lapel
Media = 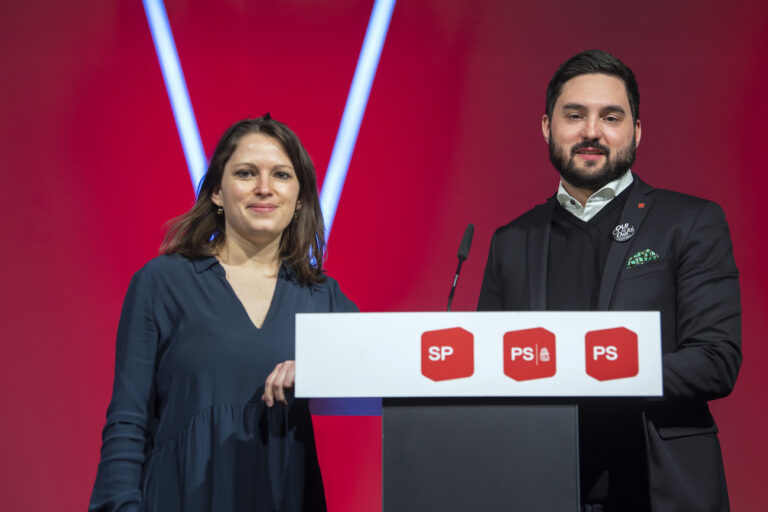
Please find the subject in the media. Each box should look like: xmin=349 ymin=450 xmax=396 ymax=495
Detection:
xmin=527 ymin=198 xmax=555 ymax=310
xmin=597 ymin=177 xmax=655 ymax=309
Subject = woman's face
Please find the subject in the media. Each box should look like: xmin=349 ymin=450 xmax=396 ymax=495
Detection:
xmin=212 ymin=133 xmax=300 ymax=245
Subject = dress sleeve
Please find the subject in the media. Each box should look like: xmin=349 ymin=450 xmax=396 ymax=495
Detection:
xmin=327 ymin=276 xmax=359 ymax=313
xmin=662 ymin=201 xmax=742 ymax=400
xmin=90 ymin=268 xmax=160 ymax=511
xmin=308 ymin=276 xmax=376 ymax=415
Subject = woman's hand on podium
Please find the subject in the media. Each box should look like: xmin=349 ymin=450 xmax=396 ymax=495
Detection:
xmin=263 ymin=360 xmax=296 ymax=407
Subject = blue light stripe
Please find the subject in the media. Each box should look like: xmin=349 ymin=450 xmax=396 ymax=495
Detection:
xmin=142 ymin=1 xmax=390 ymax=417
xmin=320 ymin=0 xmax=396 ymax=238
xmin=143 ymin=0 xmax=207 ymax=194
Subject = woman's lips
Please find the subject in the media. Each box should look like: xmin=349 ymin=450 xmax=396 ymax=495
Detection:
xmin=248 ymin=204 xmax=278 ymax=213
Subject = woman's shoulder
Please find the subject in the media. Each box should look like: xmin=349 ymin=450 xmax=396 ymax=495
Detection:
xmin=302 ymin=271 xmax=358 ymax=312
xmin=282 ymin=265 xmax=338 ymax=293
xmin=139 ymin=253 xmax=191 ymax=274
xmin=135 ymin=254 xmax=215 ymax=284
xmin=315 ymin=272 xmax=341 ymax=290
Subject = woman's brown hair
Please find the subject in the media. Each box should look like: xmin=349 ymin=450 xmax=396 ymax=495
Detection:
xmin=161 ymin=115 xmax=326 ymax=285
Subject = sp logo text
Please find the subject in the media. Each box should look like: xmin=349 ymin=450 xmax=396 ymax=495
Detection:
xmin=421 ymin=327 xmax=474 ymax=381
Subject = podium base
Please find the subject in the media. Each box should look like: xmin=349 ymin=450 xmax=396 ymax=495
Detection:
xmin=382 ymin=398 xmax=580 ymax=512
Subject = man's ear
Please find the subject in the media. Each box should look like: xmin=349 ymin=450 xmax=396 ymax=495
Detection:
xmin=542 ymin=114 xmax=551 ymax=144
xmin=634 ymin=119 xmax=642 ymax=148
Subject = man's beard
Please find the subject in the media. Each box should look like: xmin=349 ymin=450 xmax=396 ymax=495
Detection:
xmin=548 ymin=135 xmax=636 ymax=192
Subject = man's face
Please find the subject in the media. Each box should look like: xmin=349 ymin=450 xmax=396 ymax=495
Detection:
xmin=542 ymin=73 xmax=641 ymax=192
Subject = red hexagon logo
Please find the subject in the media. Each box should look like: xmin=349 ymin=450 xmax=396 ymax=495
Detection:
xmin=585 ymin=327 xmax=639 ymax=381
xmin=503 ymin=328 xmax=556 ymax=381
xmin=421 ymin=327 xmax=474 ymax=382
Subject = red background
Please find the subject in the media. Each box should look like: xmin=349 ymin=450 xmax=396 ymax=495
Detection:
xmin=2 ymin=0 xmax=767 ymax=509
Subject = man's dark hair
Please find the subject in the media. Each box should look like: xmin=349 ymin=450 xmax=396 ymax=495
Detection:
xmin=545 ymin=49 xmax=640 ymax=122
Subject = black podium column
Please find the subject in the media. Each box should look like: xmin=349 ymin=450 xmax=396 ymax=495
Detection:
xmin=382 ymin=399 xmax=580 ymax=512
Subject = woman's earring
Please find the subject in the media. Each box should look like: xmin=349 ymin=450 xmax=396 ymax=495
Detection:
xmin=217 ymin=206 xmax=224 ymax=215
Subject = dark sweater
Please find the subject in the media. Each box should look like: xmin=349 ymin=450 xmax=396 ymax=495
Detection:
xmin=546 ymin=187 xmax=649 ymax=510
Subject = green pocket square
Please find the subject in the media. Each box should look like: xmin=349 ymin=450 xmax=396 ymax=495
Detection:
xmin=626 ymin=249 xmax=660 ymax=269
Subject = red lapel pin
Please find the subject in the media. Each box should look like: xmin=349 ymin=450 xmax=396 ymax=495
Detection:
xmin=637 ymin=202 xmax=645 ymax=208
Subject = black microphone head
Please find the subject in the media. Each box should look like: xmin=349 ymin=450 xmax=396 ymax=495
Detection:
xmin=457 ymin=223 xmax=474 ymax=261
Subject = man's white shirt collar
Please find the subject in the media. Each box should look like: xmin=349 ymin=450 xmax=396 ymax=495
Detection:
xmin=556 ymin=170 xmax=634 ymax=222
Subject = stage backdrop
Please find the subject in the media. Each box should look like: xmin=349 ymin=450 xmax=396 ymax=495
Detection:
xmin=1 ymin=0 xmax=767 ymax=510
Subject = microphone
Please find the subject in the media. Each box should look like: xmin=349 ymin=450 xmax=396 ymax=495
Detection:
xmin=447 ymin=224 xmax=474 ymax=311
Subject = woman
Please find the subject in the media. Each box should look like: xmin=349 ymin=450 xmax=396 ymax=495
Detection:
xmin=90 ymin=115 xmax=357 ymax=511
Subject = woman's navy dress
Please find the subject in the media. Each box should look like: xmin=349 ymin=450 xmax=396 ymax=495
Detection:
xmin=89 ymin=255 xmax=357 ymax=511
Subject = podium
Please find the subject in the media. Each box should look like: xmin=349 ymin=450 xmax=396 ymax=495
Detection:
xmin=296 ymin=312 xmax=662 ymax=511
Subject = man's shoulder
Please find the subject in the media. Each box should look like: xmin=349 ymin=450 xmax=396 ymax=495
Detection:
xmin=647 ymin=183 xmax=711 ymax=205
xmin=493 ymin=198 xmax=554 ymax=238
xmin=642 ymin=180 xmax=727 ymax=219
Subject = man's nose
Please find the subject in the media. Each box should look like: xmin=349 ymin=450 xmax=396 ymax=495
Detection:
xmin=581 ymin=115 xmax=602 ymax=140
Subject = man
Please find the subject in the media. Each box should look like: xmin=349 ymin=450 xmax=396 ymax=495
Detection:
xmin=478 ymin=50 xmax=741 ymax=511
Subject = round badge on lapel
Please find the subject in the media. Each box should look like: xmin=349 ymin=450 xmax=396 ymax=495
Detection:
xmin=612 ymin=222 xmax=635 ymax=242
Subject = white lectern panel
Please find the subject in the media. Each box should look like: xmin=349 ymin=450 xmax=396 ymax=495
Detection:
xmin=295 ymin=311 xmax=661 ymax=397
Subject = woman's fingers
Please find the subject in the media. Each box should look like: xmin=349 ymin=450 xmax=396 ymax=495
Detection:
xmin=262 ymin=360 xmax=296 ymax=407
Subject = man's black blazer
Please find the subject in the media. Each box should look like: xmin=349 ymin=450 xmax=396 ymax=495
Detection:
xmin=478 ymin=176 xmax=741 ymax=512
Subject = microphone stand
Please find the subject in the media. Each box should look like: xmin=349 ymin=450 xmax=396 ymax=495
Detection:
xmin=447 ymin=224 xmax=474 ymax=311
xmin=446 ymin=257 xmax=466 ymax=311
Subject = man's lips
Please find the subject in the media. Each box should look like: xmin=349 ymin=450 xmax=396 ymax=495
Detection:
xmin=576 ymin=153 xmax=604 ymax=161
xmin=574 ymin=147 xmax=606 ymax=161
